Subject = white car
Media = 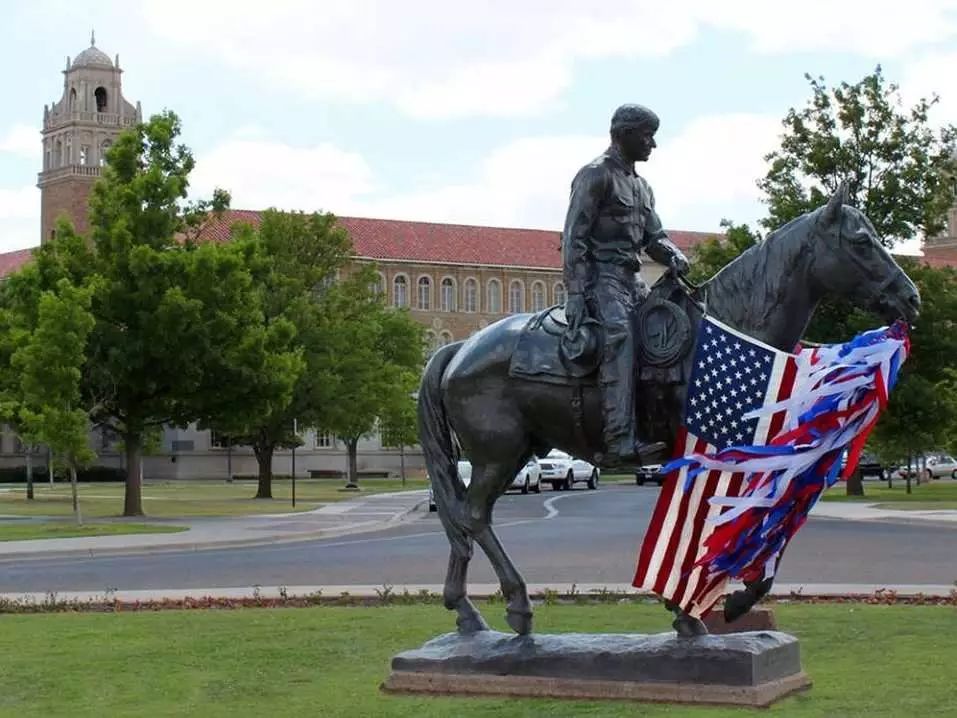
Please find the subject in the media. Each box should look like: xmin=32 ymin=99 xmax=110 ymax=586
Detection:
xmin=509 ymin=457 xmax=542 ymax=494
xmin=538 ymin=449 xmax=600 ymax=491
xmin=897 ymin=455 xmax=957 ymax=480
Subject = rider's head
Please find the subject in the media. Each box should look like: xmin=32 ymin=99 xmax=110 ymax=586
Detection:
xmin=610 ymin=104 xmax=659 ymax=163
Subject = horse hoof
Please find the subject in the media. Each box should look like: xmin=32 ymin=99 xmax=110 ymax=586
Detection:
xmin=506 ymin=610 xmax=533 ymax=635
xmin=456 ymin=613 xmax=490 ymax=634
xmin=673 ymin=615 xmax=708 ymax=637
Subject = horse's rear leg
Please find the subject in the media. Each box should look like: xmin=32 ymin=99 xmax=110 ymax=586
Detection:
xmin=443 ymin=540 xmax=489 ymax=634
xmin=474 ymin=525 xmax=533 ymax=635
xmin=468 ymin=461 xmax=533 ymax=635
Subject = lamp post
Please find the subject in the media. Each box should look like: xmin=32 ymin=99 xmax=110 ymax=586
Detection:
xmin=291 ymin=418 xmax=298 ymax=508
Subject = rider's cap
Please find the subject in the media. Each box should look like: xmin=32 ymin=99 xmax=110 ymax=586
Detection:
xmin=610 ymin=104 xmax=659 ymax=133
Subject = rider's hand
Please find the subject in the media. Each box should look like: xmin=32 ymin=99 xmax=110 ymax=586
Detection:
xmin=564 ymin=293 xmax=586 ymax=331
xmin=670 ymin=253 xmax=690 ymax=276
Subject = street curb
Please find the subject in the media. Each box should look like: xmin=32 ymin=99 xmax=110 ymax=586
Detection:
xmin=0 ymin=496 xmax=430 ymax=563
xmin=1 ymin=582 xmax=954 ymax=605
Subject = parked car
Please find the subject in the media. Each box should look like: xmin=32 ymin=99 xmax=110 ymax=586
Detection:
xmin=538 ymin=449 xmax=600 ymax=490
xmin=428 ymin=459 xmax=472 ymax=512
xmin=635 ymin=463 xmax=666 ymax=486
xmin=842 ymin=452 xmax=888 ymax=480
xmin=509 ymin=457 xmax=542 ymax=494
xmin=896 ymin=455 xmax=957 ymax=480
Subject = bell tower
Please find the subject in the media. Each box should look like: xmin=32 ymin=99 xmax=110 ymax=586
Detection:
xmin=37 ymin=32 xmax=141 ymax=243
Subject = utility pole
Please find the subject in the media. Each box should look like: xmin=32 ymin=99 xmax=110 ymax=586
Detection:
xmin=291 ymin=418 xmax=298 ymax=508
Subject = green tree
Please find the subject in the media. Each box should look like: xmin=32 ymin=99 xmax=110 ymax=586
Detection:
xmin=318 ymin=275 xmax=424 ymax=488
xmin=688 ymin=220 xmax=761 ymax=284
xmin=30 ymin=112 xmax=300 ymax=516
xmin=209 ymin=210 xmax=353 ymax=499
xmin=378 ymin=382 xmax=420 ymax=484
xmin=759 ymin=66 xmax=957 ymax=246
xmin=12 ymin=280 xmax=96 ymax=523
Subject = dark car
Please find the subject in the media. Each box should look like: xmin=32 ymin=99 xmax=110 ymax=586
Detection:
xmin=635 ymin=464 xmax=666 ymax=486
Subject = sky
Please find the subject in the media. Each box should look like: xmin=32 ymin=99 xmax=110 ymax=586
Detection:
xmin=2 ymin=0 xmax=957 ymax=254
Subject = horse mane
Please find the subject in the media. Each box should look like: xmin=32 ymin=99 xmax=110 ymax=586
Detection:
xmin=700 ymin=208 xmax=822 ymax=342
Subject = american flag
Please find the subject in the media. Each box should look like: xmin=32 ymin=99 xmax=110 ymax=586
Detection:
xmin=633 ymin=315 xmax=799 ymax=618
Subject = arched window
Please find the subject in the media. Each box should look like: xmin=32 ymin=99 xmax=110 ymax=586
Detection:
xmin=439 ymin=330 xmax=453 ymax=346
xmin=69 ymin=88 xmax=77 ymax=111
xmin=54 ymin=139 xmax=62 ymax=167
xmin=440 ymin=277 xmax=456 ymax=312
xmin=393 ymin=275 xmax=408 ymax=308
xmin=553 ymin=281 xmax=566 ymax=306
xmin=94 ymin=87 xmax=108 ymax=113
xmin=463 ymin=278 xmax=478 ymax=313
xmin=371 ymin=272 xmax=385 ymax=297
xmin=100 ymin=140 xmax=112 ymax=167
xmin=487 ymin=279 xmax=502 ymax=314
xmin=417 ymin=276 xmax=432 ymax=310
xmin=531 ymin=281 xmax=546 ymax=312
xmin=508 ymin=280 xmax=525 ymax=314
xmin=462 ymin=277 xmax=478 ymax=312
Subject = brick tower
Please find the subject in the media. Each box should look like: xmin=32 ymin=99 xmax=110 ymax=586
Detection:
xmin=37 ymin=32 xmax=141 ymax=243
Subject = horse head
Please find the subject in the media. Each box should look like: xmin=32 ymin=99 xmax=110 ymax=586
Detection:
xmin=810 ymin=184 xmax=921 ymax=325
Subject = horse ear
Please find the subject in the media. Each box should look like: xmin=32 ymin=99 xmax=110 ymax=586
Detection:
xmin=819 ymin=181 xmax=848 ymax=228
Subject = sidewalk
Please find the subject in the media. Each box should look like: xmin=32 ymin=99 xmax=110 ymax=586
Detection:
xmin=0 ymin=489 xmax=429 ymax=560
xmin=810 ymin=500 xmax=957 ymax=523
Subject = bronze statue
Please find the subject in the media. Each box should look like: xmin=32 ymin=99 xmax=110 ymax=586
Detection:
xmin=562 ymin=104 xmax=689 ymax=465
xmin=418 ymin=181 xmax=919 ymax=637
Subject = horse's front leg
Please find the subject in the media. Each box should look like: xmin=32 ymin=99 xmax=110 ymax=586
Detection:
xmin=664 ymin=599 xmax=708 ymax=637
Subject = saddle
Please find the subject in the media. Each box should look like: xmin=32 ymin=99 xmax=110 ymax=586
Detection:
xmin=508 ymin=273 xmax=699 ymax=386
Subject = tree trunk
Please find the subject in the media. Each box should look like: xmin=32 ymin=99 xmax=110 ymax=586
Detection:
xmin=253 ymin=443 xmax=274 ymax=499
xmin=70 ymin=462 xmax=82 ymax=526
xmin=845 ymin=467 xmax=865 ymax=496
xmin=345 ymin=437 xmax=359 ymax=488
xmin=123 ymin=432 xmax=144 ymax=516
xmin=400 ymin=445 xmax=406 ymax=487
xmin=905 ymin=451 xmax=913 ymax=495
xmin=25 ymin=447 xmax=34 ymax=501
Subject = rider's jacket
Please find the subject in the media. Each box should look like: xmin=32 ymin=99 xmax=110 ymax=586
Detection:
xmin=562 ymin=144 xmax=686 ymax=295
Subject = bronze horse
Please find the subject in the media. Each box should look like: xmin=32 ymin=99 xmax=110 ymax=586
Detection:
xmin=418 ymin=187 xmax=920 ymax=636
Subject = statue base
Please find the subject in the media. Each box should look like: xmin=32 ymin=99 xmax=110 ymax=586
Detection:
xmin=382 ymin=630 xmax=810 ymax=707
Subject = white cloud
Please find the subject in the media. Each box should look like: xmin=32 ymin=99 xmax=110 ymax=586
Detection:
xmin=191 ymin=135 xmax=375 ymax=214
xmin=197 ymin=112 xmax=780 ymax=233
xmin=0 ymin=186 xmax=39 ymax=221
xmin=142 ymin=0 xmax=957 ymax=119
xmin=902 ymin=49 xmax=957 ymax=127
xmin=0 ymin=217 xmax=39 ymax=253
xmin=0 ymin=125 xmax=40 ymax=159
xmin=642 ymin=113 xmax=782 ymax=229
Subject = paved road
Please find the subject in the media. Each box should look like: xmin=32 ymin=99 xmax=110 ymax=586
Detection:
xmin=1 ymin=485 xmax=954 ymax=592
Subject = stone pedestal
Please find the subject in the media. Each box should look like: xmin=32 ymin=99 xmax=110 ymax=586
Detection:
xmin=383 ymin=629 xmax=810 ymax=707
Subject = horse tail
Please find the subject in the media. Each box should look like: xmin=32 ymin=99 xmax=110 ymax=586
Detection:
xmin=417 ymin=341 xmax=470 ymax=555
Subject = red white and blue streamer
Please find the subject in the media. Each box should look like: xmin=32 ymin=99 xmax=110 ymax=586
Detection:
xmin=634 ymin=318 xmax=909 ymax=617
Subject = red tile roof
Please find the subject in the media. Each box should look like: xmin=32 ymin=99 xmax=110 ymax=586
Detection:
xmin=0 ymin=210 xmax=719 ymax=279
xmin=0 ymin=247 xmax=35 ymax=279
xmin=921 ymin=246 xmax=957 ymax=269
xmin=194 ymin=210 xmax=717 ymax=270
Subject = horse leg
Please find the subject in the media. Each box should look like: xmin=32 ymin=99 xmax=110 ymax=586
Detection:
xmin=664 ymin=599 xmax=708 ymax=637
xmin=474 ymin=524 xmax=533 ymax=635
xmin=724 ymin=576 xmax=774 ymax=623
xmin=468 ymin=461 xmax=533 ymax=635
xmin=443 ymin=539 xmax=489 ymax=634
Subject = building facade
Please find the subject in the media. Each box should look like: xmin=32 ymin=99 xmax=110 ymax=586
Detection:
xmin=0 ymin=37 xmax=728 ymax=479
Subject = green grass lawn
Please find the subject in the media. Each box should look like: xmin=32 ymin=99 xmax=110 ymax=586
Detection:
xmin=0 ymin=478 xmax=428 ymax=519
xmin=822 ymin=478 xmax=957 ymax=509
xmin=0 ymin=602 xmax=953 ymax=717
xmin=0 ymin=521 xmax=187 ymax=541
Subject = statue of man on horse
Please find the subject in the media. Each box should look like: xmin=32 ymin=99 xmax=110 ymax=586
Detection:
xmin=562 ymin=104 xmax=690 ymax=466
